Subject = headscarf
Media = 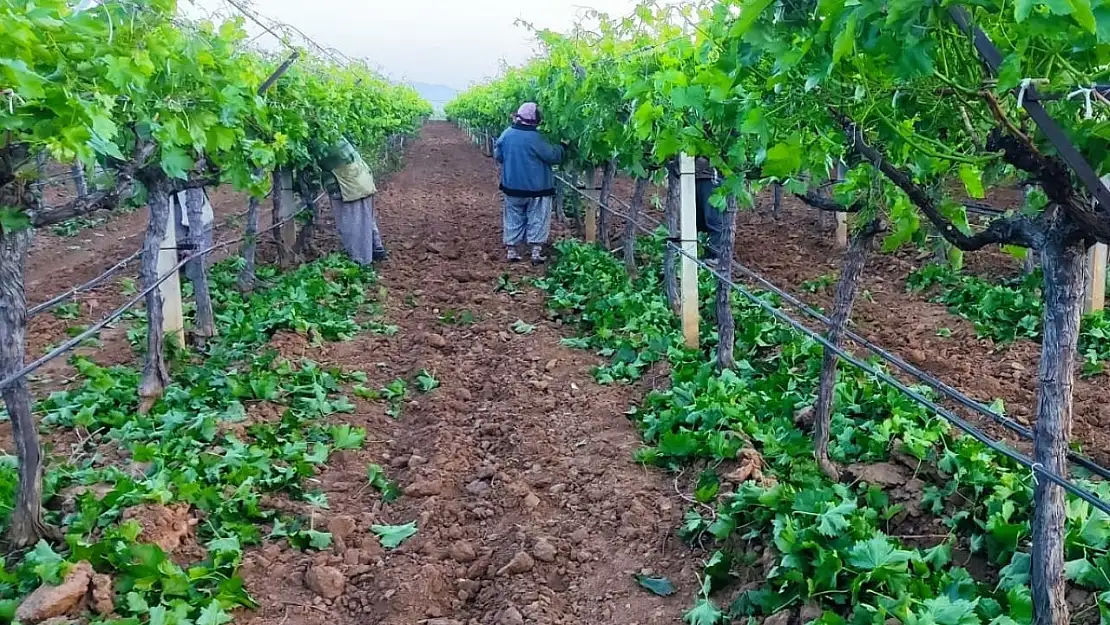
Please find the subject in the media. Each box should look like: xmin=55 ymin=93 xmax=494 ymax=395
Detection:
xmin=513 ymin=102 xmax=541 ymax=126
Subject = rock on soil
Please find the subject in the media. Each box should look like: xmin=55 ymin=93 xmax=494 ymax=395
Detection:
xmin=121 ymin=503 xmax=195 ymax=553
xmin=16 ymin=561 xmax=94 ymax=624
xmin=497 ymin=551 xmax=535 ymax=576
xmin=449 ymin=540 xmax=477 ymax=563
xmin=532 ymin=537 xmax=557 ymax=562
xmin=90 ymin=573 xmax=114 ymax=615
xmin=498 ymin=605 xmax=525 ymax=625
xmin=800 ymin=602 xmax=823 ymax=623
xmin=845 ymin=462 xmax=909 ymax=488
xmin=405 ymin=479 xmax=444 ymax=497
xmin=305 ymin=565 xmax=346 ymax=599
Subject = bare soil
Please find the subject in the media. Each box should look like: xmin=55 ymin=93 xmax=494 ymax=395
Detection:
xmin=230 ymin=122 xmax=696 ymax=625
xmin=16 ymin=123 xmax=700 ymax=624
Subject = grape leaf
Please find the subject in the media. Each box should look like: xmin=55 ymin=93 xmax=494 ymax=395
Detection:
xmin=373 ymin=522 xmax=418 ymax=549
xmin=633 ymin=574 xmax=676 ymax=596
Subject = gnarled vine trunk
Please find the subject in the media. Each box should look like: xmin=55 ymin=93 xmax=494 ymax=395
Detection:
xmin=294 ymin=172 xmax=319 ymax=259
xmin=0 ymin=219 xmax=50 ymax=547
xmin=664 ymin=163 xmax=680 ymax=314
xmin=238 ymin=194 xmax=260 ymax=293
xmin=624 ymin=177 xmax=648 ymax=276
xmin=813 ymin=219 xmax=882 ymax=480
xmin=1031 ymin=214 xmax=1085 ymax=625
xmin=184 ymin=187 xmax=216 ymax=347
xmin=72 ymin=161 xmax=88 ymax=200
xmin=138 ymin=174 xmax=172 ymax=413
xmin=554 ymin=171 xmax=567 ymax=223
xmin=598 ymin=159 xmax=616 ymax=248
xmin=715 ymin=195 xmax=738 ymax=371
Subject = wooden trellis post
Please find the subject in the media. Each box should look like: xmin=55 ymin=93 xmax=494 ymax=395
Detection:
xmin=832 ymin=161 xmax=848 ymax=248
xmin=679 ymin=153 xmax=699 ymax=349
xmin=1086 ymin=243 xmax=1107 ymax=313
xmin=156 ymin=204 xmax=185 ymax=345
xmin=835 ymin=212 xmax=849 ymax=248
xmin=1087 ymin=175 xmax=1110 ymax=313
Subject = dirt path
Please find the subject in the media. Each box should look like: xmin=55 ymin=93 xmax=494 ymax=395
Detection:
xmin=237 ymin=122 xmax=696 ymax=624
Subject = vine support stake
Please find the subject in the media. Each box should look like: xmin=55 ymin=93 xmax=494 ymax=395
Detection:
xmin=1087 ymin=243 xmax=1107 ymax=313
xmin=679 ymin=153 xmax=699 ymax=349
xmin=156 ymin=201 xmax=185 ymax=346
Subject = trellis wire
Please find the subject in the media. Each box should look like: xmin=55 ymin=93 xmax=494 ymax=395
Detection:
xmin=28 ymin=193 xmax=269 ymax=319
xmin=555 ymin=172 xmax=1110 ymax=500
xmin=555 ymin=173 xmax=1089 ymax=468
xmin=3 ymin=199 xmax=315 ymax=393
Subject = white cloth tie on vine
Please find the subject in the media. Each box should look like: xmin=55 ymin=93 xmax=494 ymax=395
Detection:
xmin=1068 ymin=85 xmax=1098 ymax=119
xmin=1016 ymin=78 xmax=1034 ymax=109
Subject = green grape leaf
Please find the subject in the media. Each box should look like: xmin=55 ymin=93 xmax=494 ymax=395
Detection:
xmin=958 ymin=164 xmax=985 ymax=199
xmin=763 ymin=140 xmax=802 ymax=178
xmin=372 ymin=522 xmax=418 ymax=549
xmin=160 ymin=146 xmax=194 ymax=180
xmin=633 ymin=574 xmax=677 ymax=596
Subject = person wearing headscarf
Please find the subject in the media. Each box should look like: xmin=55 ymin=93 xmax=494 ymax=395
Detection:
xmin=321 ymin=137 xmax=387 ymax=265
xmin=493 ymin=102 xmax=566 ymax=264
xmin=695 ymin=156 xmax=724 ymax=266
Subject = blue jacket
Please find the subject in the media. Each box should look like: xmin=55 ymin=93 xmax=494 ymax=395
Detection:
xmin=494 ymin=124 xmax=565 ymax=198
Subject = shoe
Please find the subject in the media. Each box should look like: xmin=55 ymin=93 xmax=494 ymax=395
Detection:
xmin=507 ymin=249 xmax=522 ymax=263
xmin=374 ymin=249 xmax=389 ymax=262
xmin=531 ymin=254 xmax=547 ymax=266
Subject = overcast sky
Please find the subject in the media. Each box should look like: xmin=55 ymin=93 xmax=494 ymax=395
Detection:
xmin=186 ymin=0 xmax=643 ymax=90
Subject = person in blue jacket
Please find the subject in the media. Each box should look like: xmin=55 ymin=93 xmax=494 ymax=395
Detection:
xmin=494 ymin=102 xmax=566 ymax=264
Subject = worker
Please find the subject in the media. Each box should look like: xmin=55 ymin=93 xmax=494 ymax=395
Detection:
xmin=322 ymin=137 xmax=387 ymax=265
xmin=494 ymin=102 xmax=566 ymax=265
xmin=695 ymin=156 xmax=724 ymax=266
xmin=172 ymin=188 xmax=213 ymax=284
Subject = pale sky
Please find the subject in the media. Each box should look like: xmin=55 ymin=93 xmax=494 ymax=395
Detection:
xmin=186 ymin=0 xmax=644 ymax=90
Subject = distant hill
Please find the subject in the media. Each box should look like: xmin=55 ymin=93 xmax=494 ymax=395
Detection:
xmin=410 ymin=82 xmax=459 ymax=113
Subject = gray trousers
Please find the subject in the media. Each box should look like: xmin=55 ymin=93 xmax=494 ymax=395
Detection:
xmin=331 ymin=194 xmax=385 ymax=266
xmin=696 ymin=179 xmax=725 ymax=260
xmin=503 ymin=195 xmax=552 ymax=246
xmin=172 ymin=199 xmax=212 ymax=284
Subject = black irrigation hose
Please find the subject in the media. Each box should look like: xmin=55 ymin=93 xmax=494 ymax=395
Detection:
xmin=558 ymin=175 xmax=1110 ymax=482
xmin=1 ymin=204 xmax=310 ymax=393
xmin=562 ymin=178 xmax=1110 ymax=509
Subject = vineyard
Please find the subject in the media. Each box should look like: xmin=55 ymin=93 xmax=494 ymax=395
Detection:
xmin=5 ymin=0 xmax=1110 ymax=624
xmin=445 ymin=1 xmax=1110 ymax=624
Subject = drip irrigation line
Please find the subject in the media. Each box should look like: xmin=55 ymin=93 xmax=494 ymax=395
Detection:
xmin=1 ymin=205 xmax=309 ymax=393
xmin=28 ymin=249 xmax=142 ymax=318
xmin=561 ymin=175 xmax=1110 ymax=484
